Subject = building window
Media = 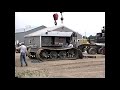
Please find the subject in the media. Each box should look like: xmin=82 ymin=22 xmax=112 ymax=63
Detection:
xmin=29 ymin=40 xmax=31 ymax=44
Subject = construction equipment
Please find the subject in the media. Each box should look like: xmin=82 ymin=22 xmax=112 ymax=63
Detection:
xmin=27 ymin=12 xmax=83 ymax=61
xmin=94 ymin=26 xmax=105 ymax=55
xmin=27 ymin=31 xmax=83 ymax=61
xmin=26 ymin=12 xmax=105 ymax=62
xmin=53 ymin=13 xmax=58 ymax=25
xmin=78 ymin=26 xmax=105 ymax=55
xmin=60 ymin=12 xmax=64 ymax=24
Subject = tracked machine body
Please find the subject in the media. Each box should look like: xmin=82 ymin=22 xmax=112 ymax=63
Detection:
xmin=27 ymin=31 xmax=83 ymax=61
xmin=26 ymin=12 xmax=83 ymax=61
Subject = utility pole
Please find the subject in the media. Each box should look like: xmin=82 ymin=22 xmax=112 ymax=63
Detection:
xmin=24 ymin=28 xmax=25 ymax=44
xmin=85 ymin=32 xmax=86 ymax=39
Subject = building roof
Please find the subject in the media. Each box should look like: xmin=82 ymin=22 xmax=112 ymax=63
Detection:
xmin=41 ymin=31 xmax=73 ymax=37
xmin=15 ymin=27 xmax=37 ymax=33
xmin=15 ymin=25 xmax=47 ymax=34
xmin=24 ymin=25 xmax=76 ymax=37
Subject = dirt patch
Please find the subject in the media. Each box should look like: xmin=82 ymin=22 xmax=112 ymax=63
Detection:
xmin=15 ymin=53 xmax=105 ymax=78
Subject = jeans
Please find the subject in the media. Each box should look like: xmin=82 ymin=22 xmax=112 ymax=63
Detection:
xmin=20 ymin=52 xmax=28 ymax=66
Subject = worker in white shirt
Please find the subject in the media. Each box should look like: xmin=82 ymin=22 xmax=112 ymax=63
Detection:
xmin=68 ymin=42 xmax=73 ymax=48
xmin=19 ymin=43 xmax=28 ymax=67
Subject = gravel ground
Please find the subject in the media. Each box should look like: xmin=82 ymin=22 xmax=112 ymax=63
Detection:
xmin=15 ymin=53 xmax=105 ymax=78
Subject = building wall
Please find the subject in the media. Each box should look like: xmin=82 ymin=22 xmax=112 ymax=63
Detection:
xmin=25 ymin=35 xmax=81 ymax=48
xmin=41 ymin=36 xmax=67 ymax=47
xmin=15 ymin=32 xmax=25 ymax=43
xmin=54 ymin=37 xmax=66 ymax=45
xmin=41 ymin=36 xmax=52 ymax=46
xmin=15 ymin=25 xmax=46 ymax=43
xmin=25 ymin=36 xmax=40 ymax=47
xmin=23 ymin=26 xmax=82 ymax=48
xmin=26 ymin=36 xmax=68 ymax=47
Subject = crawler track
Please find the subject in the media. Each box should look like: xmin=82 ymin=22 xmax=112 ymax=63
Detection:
xmin=28 ymin=47 xmax=83 ymax=61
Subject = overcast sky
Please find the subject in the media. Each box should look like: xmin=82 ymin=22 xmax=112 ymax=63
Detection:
xmin=15 ymin=12 xmax=105 ymax=37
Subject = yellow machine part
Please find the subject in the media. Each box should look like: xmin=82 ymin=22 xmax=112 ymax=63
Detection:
xmin=79 ymin=39 xmax=90 ymax=45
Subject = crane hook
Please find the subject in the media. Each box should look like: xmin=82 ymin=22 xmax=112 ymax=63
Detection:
xmin=60 ymin=12 xmax=64 ymax=24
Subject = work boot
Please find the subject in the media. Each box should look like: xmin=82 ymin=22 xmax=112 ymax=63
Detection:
xmin=26 ymin=64 xmax=28 ymax=66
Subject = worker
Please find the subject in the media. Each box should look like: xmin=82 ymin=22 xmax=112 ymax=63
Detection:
xmin=19 ymin=42 xmax=28 ymax=67
xmin=68 ymin=42 xmax=73 ymax=48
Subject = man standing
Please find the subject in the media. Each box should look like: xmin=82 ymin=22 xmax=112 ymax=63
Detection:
xmin=19 ymin=43 xmax=28 ymax=67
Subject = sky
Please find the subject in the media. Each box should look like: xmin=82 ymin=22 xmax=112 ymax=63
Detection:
xmin=15 ymin=12 xmax=105 ymax=37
